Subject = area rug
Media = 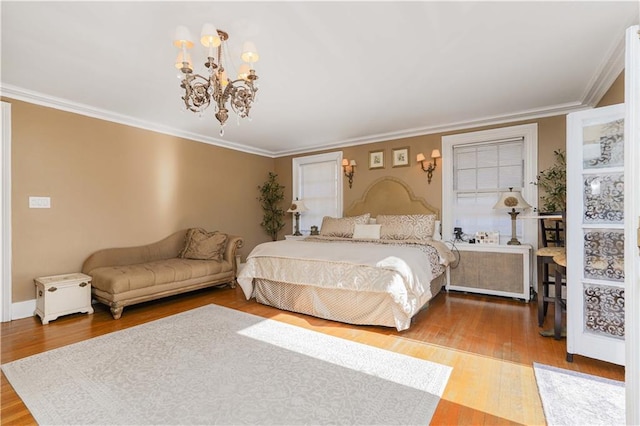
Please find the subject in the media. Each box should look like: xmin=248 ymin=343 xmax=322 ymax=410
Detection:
xmin=533 ymin=362 xmax=625 ymax=426
xmin=2 ymin=304 xmax=451 ymax=425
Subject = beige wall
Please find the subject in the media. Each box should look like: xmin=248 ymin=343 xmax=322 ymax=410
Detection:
xmin=275 ymin=115 xmax=566 ymax=216
xmin=6 ymin=71 xmax=624 ymax=304
xmin=7 ymin=99 xmax=275 ymax=303
xmin=597 ymin=72 xmax=625 ymax=107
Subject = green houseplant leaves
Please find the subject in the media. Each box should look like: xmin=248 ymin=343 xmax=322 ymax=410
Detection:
xmin=536 ymin=149 xmax=566 ymax=213
xmin=258 ymin=172 xmax=285 ymax=241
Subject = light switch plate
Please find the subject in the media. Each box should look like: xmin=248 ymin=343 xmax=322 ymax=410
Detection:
xmin=29 ymin=196 xmax=51 ymax=208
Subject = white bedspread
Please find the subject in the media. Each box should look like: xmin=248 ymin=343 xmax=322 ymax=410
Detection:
xmin=238 ymin=239 xmax=444 ymax=319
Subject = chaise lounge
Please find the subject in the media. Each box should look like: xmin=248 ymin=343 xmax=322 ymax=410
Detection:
xmin=82 ymin=228 xmax=243 ymax=319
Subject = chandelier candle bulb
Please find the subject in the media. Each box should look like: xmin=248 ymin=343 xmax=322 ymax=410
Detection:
xmin=175 ymin=51 xmax=192 ymax=70
xmin=238 ymin=63 xmax=250 ymax=80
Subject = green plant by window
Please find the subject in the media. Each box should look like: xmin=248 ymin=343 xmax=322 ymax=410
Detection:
xmin=258 ymin=172 xmax=285 ymax=241
xmin=536 ymin=149 xmax=566 ymax=213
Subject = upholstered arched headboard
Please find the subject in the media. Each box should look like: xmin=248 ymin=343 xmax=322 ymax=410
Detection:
xmin=344 ymin=177 xmax=439 ymax=219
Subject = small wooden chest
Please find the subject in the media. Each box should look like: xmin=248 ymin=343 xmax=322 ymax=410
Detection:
xmin=34 ymin=273 xmax=94 ymax=325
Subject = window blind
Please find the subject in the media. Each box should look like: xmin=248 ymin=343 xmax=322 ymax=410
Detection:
xmin=452 ymin=138 xmax=525 ymax=241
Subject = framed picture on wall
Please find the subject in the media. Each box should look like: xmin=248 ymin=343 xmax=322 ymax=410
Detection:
xmin=369 ymin=150 xmax=385 ymax=169
xmin=392 ymin=147 xmax=410 ymax=167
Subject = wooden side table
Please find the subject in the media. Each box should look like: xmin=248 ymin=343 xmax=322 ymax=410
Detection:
xmin=34 ymin=273 xmax=94 ymax=324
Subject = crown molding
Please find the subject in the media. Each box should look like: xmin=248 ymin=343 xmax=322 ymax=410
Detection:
xmin=271 ymin=101 xmax=591 ymax=157
xmin=580 ymin=30 xmax=627 ymax=107
xmin=0 ymin=84 xmax=275 ymax=158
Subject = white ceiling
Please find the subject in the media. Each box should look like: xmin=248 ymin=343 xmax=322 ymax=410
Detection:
xmin=1 ymin=1 xmax=638 ymax=157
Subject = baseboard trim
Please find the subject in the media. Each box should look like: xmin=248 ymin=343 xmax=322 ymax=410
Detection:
xmin=12 ymin=298 xmax=36 ymax=320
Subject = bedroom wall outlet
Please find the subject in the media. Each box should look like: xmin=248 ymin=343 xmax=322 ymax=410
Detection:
xmin=29 ymin=196 xmax=51 ymax=208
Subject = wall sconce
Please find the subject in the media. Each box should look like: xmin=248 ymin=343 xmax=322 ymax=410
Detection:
xmin=342 ymin=158 xmax=356 ymax=189
xmin=416 ymin=149 xmax=441 ymax=184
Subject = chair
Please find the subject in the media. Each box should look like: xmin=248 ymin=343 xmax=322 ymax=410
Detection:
xmin=552 ymin=251 xmax=567 ymax=341
xmin=536 ymin=215 xmax=565 ymax=330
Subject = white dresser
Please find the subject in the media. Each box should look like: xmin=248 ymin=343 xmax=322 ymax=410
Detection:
xmin=34 ymin=273 xmax=94 ymax=324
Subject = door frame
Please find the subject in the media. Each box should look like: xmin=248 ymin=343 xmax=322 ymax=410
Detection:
xmin=623 ymin=24 xmax=639 ymax=426
xmin=1 ymin=101 xmax=12 ymax=322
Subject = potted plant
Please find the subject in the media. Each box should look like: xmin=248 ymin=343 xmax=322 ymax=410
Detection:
xmin=258 ymin=172 xmax=285 ymax=241
xmin=536 ymin=149 xmax=566 ymax=213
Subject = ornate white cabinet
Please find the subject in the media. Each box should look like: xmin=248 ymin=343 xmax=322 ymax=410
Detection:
xmin=34 ymin=273 xmax=94 ymax=324
xmin=566 ymin=103 xmax=625 ymax=366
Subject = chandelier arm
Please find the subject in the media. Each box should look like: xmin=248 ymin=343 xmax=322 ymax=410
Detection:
xmin=224 ymin=79 xmax=257 ymax=117
xmin=181 ymin=73 xmax=213 ymax=112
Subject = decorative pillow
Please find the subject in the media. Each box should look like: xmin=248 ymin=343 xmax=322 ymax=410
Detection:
xmin=352 ymin=224 xmax=381 ymax=239
xmin=319 ymin=214 xmax=371 ymax=238
xmin=179 ymin=228 xmax=228 ymax=261
xmin=376 ymin=214 xmax=436 ymax=240
xmin=433 ymin=220 xmax=442 ymax=241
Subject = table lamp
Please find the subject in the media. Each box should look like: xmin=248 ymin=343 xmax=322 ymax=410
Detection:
xmin=493 ymin=188 xmax=531 ymax=245
xmin=287 ymin=198 xmax=308 ymax=236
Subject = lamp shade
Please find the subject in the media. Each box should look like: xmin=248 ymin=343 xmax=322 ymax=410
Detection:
xmin=342 ymin=159 xmax=349 ymax=167
xmin=493 ymin=188 xmax=531 ymax=210
xmin=200 ymin=23 xmax=221 ymax=48
xmin=287 ymin=199 xmax=308 ymax=213
xmin=241 ymin=41 xmax=259 ymax=63
xmin=173 ymin=25 xmax=194 ymax=49
xmin=431 ymin=149 xmax=441 ymax=159
xmin=416 ymin=153 xmax=426 ymax=163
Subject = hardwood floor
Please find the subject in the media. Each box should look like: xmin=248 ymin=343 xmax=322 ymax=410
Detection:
xmin=1 ymin=286 xmax=624 ymax=425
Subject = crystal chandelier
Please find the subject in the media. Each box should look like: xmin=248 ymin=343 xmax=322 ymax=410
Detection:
xmin=173 ymin=24 xmax=259 ymax=136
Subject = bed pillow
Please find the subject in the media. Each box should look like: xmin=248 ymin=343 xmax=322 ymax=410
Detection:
xmin=352 ymin=224 xmax=382 ymax=239
xmin=179 ymin=228 xmax=228 ymax=261
xmin=376 ymin=214 xmax=436 ymax=240
xmin=319 ymin=214 xmax=371 ymax=238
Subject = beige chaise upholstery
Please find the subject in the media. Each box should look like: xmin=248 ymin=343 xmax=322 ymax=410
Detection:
xmin=82 ymin=229 xmax=243 ymax=319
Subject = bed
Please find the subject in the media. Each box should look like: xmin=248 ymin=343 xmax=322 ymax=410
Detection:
xmin=237 ymin=177 xmax=455 ymax=331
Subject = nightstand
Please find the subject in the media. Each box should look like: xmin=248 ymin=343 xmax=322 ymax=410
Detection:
xmin=34 ymin=273 xmax=94 ymax=324
xmin=284 ymin=235 xmax=307 ymax=241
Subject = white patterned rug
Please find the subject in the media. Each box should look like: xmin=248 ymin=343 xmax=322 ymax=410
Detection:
xmin=2 ymin=304 xmax=452 ymax=425
xmin=533 ymin=363 xmax=625 ymax=426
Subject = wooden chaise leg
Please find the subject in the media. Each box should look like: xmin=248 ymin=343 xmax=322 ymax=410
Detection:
xmin=110 ymin=304 xmax=124 ymax=319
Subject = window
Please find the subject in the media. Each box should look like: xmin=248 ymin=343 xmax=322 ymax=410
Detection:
xmin=442 ymin=124 xmax=538 ymax=245
xmin=292 ymin=152 xmax=343 ymax=234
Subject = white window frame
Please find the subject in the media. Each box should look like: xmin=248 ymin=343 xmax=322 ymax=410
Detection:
xmin=442 ymin=123 xmax=538 ymax=246
xmin=292 ymin=151 xmax=343 ymax=234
